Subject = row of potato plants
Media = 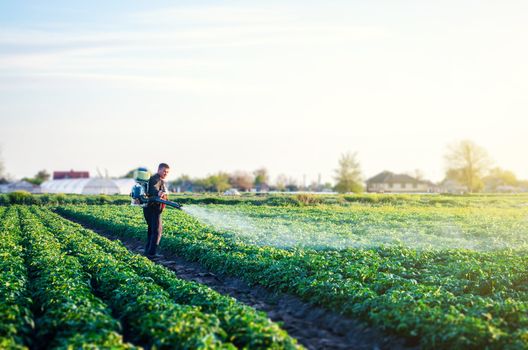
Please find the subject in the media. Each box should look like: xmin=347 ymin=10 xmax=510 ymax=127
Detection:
xmin=0 ymin=207 xmax=33 ymax=349
xmin=17 ymin=206 xmax=137 ymax=349
xmin=31 ymin=206 xmax=301 ymax=350
xmin=56 ymin=204 xmax=528 ymax=349
xmin=21 ymin=206 xmax=230 ymax=349
xmin=5 ymin=192 xmax=528 ymax=208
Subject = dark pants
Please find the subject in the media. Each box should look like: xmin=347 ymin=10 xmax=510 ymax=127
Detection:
xmin=143 ymin=205 xmax=163 ymax=256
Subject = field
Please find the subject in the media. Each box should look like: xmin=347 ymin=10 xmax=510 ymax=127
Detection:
xmin=1 ymin=205 xmax=300 ymax=349
xmin=1 ymin=194 xmax=528 ymax=349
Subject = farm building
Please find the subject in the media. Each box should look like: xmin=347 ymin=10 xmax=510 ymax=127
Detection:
xmin=366 ymin=171 xmax=437 ymax=193
xmin=41 ymin=178 xmax=135 ymax=195
xmin=1 ymin=180 xmax=41 ymax=194
xmin=53 ymin=170 xmax=90 ymax=180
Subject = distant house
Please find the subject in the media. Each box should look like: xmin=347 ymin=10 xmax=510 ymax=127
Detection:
xmin=53 ymin=170 xmax=90 ymax=180
xmin=366 ymin=171 xmax=437 ymax=193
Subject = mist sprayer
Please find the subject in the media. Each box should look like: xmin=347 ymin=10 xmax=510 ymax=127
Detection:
xmin=130 ymin=167 xmax=183 ymax=210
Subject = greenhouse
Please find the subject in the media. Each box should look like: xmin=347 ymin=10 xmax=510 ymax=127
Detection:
xmin=41 ymin=178 xmax=135 ymax=195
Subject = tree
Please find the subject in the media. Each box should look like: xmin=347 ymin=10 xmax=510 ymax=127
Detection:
xmin=187 ymin=173 xmax=230 ymax=193
xmin=23 ymin=170 xmax=50 ymax=185
xmin=253 ymin=168 xmax=269 ymax=189
xmin=444 ymin=140 xmax=492 ymax=193
xmin=207 ymin=172 xmax=231 ymax=193
xmin=229 ymin=171 xmax=253 ymax=191
xmin=35 ymin=170 xmax=50 ymax=183
xmin=483 ymin=167 xmax=518 ymax=192
xmin=192 ymin=177 xmax=209 ymax=192
xmin=334 ymin=152 xmax=363 ymax=193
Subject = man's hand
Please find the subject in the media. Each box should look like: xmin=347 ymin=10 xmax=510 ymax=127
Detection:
xmin=158 ymin=190 xmax=167 ymax=200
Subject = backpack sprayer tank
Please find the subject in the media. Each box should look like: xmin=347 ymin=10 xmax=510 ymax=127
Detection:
xmin=130 ymin=167 xmax=183 ymax=210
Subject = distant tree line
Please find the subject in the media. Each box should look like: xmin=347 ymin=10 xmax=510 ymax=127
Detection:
xmin=2 ymin=140 xmax=527 ymax=194
xmin=443 ymin=139 xmax=528 ymax=193
xmin=168 ymin=168 xmax=329 ymax=193
xmin=333 ymin=140 xmax=528 ymax=194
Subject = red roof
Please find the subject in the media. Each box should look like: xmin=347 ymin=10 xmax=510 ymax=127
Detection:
xmin=53 ymin=170 xmax=90 ymax=180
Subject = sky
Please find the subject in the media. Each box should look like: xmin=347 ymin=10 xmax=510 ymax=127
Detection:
xmin=1 ymin=0 xmax=527 ymax=184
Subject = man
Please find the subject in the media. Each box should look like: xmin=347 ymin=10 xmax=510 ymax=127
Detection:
xmin=143 ymin=163 xmax=170 ymax=258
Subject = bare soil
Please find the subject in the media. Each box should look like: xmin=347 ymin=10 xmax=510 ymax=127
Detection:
xmin=60 ymin=214 xmax=418 ymax=350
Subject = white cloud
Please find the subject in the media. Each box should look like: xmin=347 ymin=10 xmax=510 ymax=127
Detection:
xmin=0 ymin=4 xmax=388 ymax=92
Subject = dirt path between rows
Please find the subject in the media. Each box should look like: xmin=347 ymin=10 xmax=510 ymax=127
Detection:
xmin=60 ymin=214 xmax=417 ymax=350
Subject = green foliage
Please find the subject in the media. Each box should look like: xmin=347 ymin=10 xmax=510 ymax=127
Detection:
xmin=58 ymin=202 xmax=528 ymax=349
xmin=208 ymin=172 xmax=231 ymax=193
xmin=4 ymin=192 xmax=528 ymax=208
xmin=20 ymin=208 xmax=229 ymax=349
xmin=30 ymin=206 xmax=301 ymax=349
xmin=192 ymin=172 xmax=232 ymax=193
xmin=22 ymin=170 xmax=50 ymax=186
xmin=7 ymin=191 xmax=34 ymax=205
xmin=85 ymin=194 xmax=112 ymax=205
xmin=0 ymin=208 xmax=33 ymax=349
xmin=0 ymin=193 xmax=130 ymax=206
xmin=253 ymin=168 xmax=269 ymax=187
xmin=484 ymin=167 xmax=519 ymax=192
xmin=17 ymin=206 xmax=135 ymax=349
xmin=1 ymin=192 xmax=36 ymax=205
xmin=171 ymin=171 xmax=255 ymax=193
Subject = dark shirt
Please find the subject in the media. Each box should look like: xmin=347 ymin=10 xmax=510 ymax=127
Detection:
xmin=147 ymin=174 xmax=167 ymax=208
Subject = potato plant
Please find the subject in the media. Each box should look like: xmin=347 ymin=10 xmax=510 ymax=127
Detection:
xmin=17 ymin=206 xmax=136 ymax=349
xmin=31 ymin=206 xmax=301 ymax=350
xmin=57 ymin=203 xmax=528 ymax=349
xmin=0 ymin=205 xmax=302 ymax=349
xmin=0 ymin=207 xmax=33 ymax=350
